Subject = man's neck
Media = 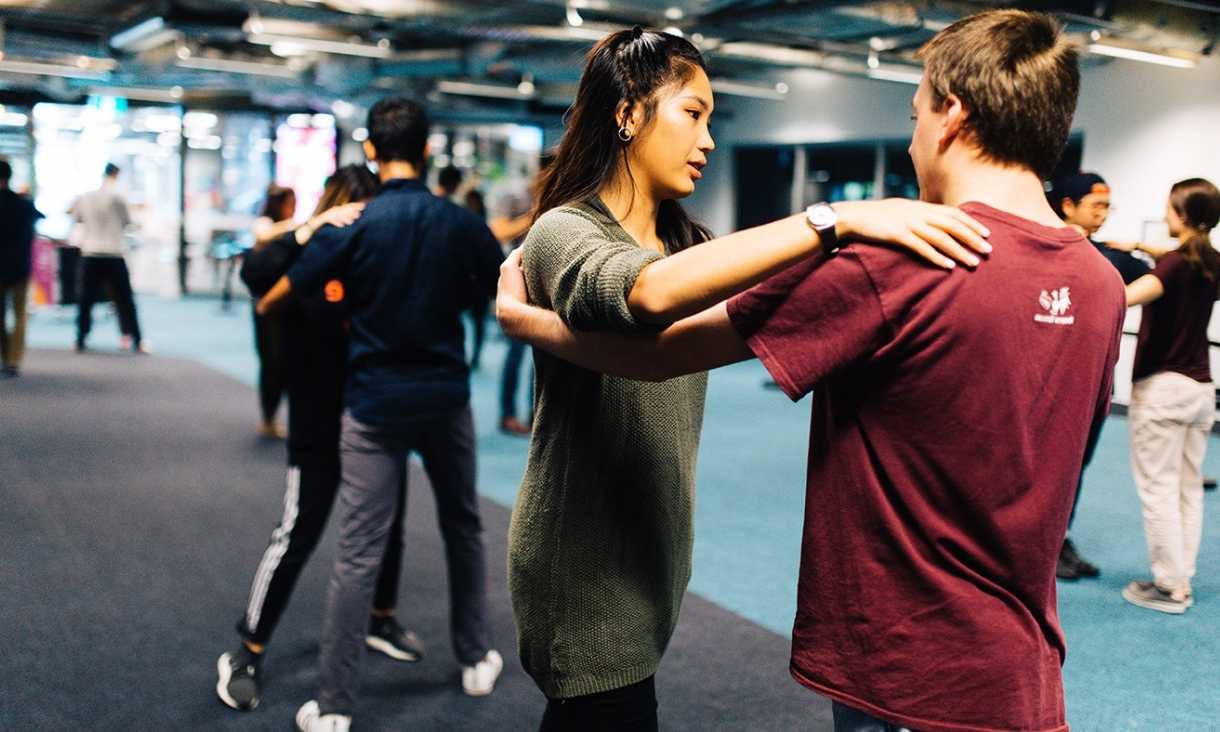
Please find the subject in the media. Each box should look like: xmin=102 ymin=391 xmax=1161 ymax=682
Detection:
xmin=938 ymin=156 xmax=1066 ymax=229
xmin=378 ymin=160 xmax=421 ymax=183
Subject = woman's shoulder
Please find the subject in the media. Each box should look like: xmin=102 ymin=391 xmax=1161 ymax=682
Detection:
xmin=526 ymin=202 xmax=619 ymax=250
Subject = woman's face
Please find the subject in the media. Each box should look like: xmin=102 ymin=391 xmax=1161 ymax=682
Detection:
xmin=1166 ymin=198 xmax=1184 ymax=238
xmin=625 ymin=67 xmax=716 ymax=201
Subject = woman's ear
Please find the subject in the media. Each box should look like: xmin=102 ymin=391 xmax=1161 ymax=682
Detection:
xmin=615 ymin=100 xmax=642 ymax=137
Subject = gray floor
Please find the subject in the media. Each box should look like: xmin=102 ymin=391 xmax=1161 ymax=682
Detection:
xmin=0 ymin=349 xmax=827 ymax=731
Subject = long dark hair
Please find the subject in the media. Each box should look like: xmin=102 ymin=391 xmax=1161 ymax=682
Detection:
xmin=1170 ymin=178 xmax=1220 ymax=283
xmin=313 ymin=164 xmax=379 ymax=217
xmin=534 ymin=27 xmax=710 ymax=252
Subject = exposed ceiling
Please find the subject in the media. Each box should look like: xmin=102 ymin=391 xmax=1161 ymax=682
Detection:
xmin=0 ymin=0 xmax=1216 ymax=119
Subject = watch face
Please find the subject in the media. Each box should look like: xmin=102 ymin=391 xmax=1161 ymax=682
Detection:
xmin=808 ymin=205 xmax=836 ymax=229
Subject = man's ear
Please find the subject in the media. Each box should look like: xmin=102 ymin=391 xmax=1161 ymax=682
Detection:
xmin=1060 ymin=197 xmax=1076 ymax=218
xmin=939 ymin=92 xmax=969 ymax=151
xmin=362 ymin=139 xmax=377 ymax=162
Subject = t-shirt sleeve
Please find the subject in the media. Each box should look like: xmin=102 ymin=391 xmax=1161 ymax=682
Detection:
xmin=521 ymin=208 xmax=664 ymax=333
xmin=726 ymin=249 xmax=891 ymax=401
xmin=286 ymin=224 xmax=355 ymax=295
xmin=1150 ymin=251 xmax=1186 ymax=287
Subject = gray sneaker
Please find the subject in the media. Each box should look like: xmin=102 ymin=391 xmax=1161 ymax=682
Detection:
xmin=1122 ymin=580 xmax=1189 ymax=615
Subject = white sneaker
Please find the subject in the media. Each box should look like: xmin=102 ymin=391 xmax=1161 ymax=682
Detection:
xmin=461 ymin=649 xmax=504 ymax=697
xmin=295 ymin=700 xmax=351 ymax=732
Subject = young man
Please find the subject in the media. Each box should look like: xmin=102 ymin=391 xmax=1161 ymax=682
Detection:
xmin=0 ymin=160 xmax=44 ymax=377
xmin=496 ymin=10 xmax=1124 ymax=732
xmin=258 ymin=97 xmax=504 ymax=732
xmin=1049 ymin=172 xmax=1150 ymax=580
xmin=70 ymin=163 xmax=144 ymax=353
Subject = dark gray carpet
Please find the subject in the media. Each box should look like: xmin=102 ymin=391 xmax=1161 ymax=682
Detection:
xmin=0 ymin=349 xmax=828 ymax=731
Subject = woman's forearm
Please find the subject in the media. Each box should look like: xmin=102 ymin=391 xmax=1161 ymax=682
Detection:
xmin=627 ymin=214 xmax=818 ymax=324
xmin=625 ymin=199 xmax=989 ymax=325
xmin=254 ymin=218 xmax=299 ymax=250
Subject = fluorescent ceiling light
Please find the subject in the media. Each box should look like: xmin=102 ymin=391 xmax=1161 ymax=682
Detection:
xmin=867 ymin=66 xmax=923 ymax=85
xmin=88 ymin=85 xmax=182 ymax=103
xmin=0 ymin=111 xmax=29 ymax=126
xmin=710 ymin=78 xmax=789 ymax=100
xmin=436 ymin=80 xmax=533 ymax=100
xmin=1086 ymin=42 xmax=1197 ymax=69
xmin=176 ymin=55 xmax=301 ymax=79
xmin=715 ymin=42 xmax=824 ymax=67
xmin=110 ymin=17 xmax=179 ymax=52
xmin=248 ymin=33 xmax=392 ymax=59
xmin=0 ymin=57 xmax=115 ymax=80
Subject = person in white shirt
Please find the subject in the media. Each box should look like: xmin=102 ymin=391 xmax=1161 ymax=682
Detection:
xmin=70 ymin=163 xmax=144 ymax=353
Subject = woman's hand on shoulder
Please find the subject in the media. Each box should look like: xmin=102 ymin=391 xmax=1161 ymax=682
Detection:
xmin=833 ymin=198 xmax=992 ymax=270
xmin=314 ymin=202 xmax=366 ymax=231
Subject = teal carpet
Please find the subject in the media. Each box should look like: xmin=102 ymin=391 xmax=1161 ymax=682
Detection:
xmin=23 ymin=295 xmax=1219 ymax=730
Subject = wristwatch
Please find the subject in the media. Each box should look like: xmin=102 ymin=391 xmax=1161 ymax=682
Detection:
xmin=805 ymin=202 xmax=839 ymax=255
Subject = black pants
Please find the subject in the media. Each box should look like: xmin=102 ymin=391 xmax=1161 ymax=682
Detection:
xmin=238 ymin=460 xmax=406 ymax=646
xmin=76 ymin=256 xmax=141 ymax=348
xmin=539 ymin=676 xmax=658 ymax=732
xmin=253 ymin=306 xmax=287 ymax=423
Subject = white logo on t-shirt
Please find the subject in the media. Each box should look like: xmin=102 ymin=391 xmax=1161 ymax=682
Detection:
xmin=1035 ymin=287 xmax=1075 ymax=325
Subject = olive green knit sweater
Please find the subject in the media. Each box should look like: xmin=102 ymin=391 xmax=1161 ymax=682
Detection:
xmin=509 ymin=199 xmax=708 ymax=699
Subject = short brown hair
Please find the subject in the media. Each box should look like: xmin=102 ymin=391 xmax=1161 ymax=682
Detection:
xmin=918 ymin=10 xmax=1079 ymax=179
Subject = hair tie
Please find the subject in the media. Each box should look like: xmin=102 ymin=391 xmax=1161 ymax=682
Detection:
xmin=631 ymin=25 xmax=644 ymax=40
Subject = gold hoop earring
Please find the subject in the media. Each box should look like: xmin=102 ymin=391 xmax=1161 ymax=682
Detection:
xmin=617 ymin=126 xmax=633 ymax=142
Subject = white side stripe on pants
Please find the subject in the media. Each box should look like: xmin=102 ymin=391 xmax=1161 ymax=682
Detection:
xmin=246 ymin=466 xmax=302 ymax=632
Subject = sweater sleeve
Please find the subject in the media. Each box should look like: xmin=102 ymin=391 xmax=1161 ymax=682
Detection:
xmin=521 ymin=208 xmax=664 ymax=333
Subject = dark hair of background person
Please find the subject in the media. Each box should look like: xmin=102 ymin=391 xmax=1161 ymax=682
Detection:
xmin=1047 ymin=172 xmax=1106 ymax=218
xmin=917 ymin=9 xmax=1080 ymax=179
xmin=313 ymin=164 xmax=380 ymax=217
xmin=104 ymin=163 xmax=120 ymax=178
xmin=366 ymin=96 xmax=430 ymax=166
xmin=438 ymin=165 xmax=463 ymax=194
xmin=1170 ymin=177 xmax=1220 ymax=283
xmin=0 ymin=159 xmax=11 ymax=183
xmin=464 ymin=188 xmax=487 ymax=219
xmin=533 ymin=28 xmax=711 ymax=253
xmin=260 ymin=185 xmax=296 ymax=221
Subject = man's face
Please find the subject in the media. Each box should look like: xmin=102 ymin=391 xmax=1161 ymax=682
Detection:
xmin=908 ymin=78 xmax=945 ymax=203
xmin=1061 ymin=187 xmax=1111 ymax=235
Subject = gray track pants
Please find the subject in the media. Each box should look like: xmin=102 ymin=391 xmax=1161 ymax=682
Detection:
xmin=317 ymin=407 xmax=490 ymax=715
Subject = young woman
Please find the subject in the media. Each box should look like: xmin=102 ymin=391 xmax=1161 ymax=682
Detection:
xmin=251 ymin=185 xmax=298 ymax=438
xmin=508 ymin=27 xmax=990 ymax=730
xmin=217 ymin=166 xmax=422 ymax=712
xmin=1122 ymin=177 xmax=1220 ymax=615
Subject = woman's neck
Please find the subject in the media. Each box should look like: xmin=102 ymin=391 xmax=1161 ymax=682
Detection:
xmin=597 ymin=172 xmax=664 ymax=253
xmin=1177 ymin=227 xmax=1207 ymax=243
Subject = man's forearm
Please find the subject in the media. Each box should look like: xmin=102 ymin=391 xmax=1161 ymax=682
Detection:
xmin=502 ymin=300 xmax=750 ymax=381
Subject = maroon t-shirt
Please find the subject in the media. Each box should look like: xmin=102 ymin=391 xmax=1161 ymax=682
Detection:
xmin=727 ymin=202 xmax=1125 ymax=732
xmin=1132 ymin=250 xmax=1218 ymax=383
